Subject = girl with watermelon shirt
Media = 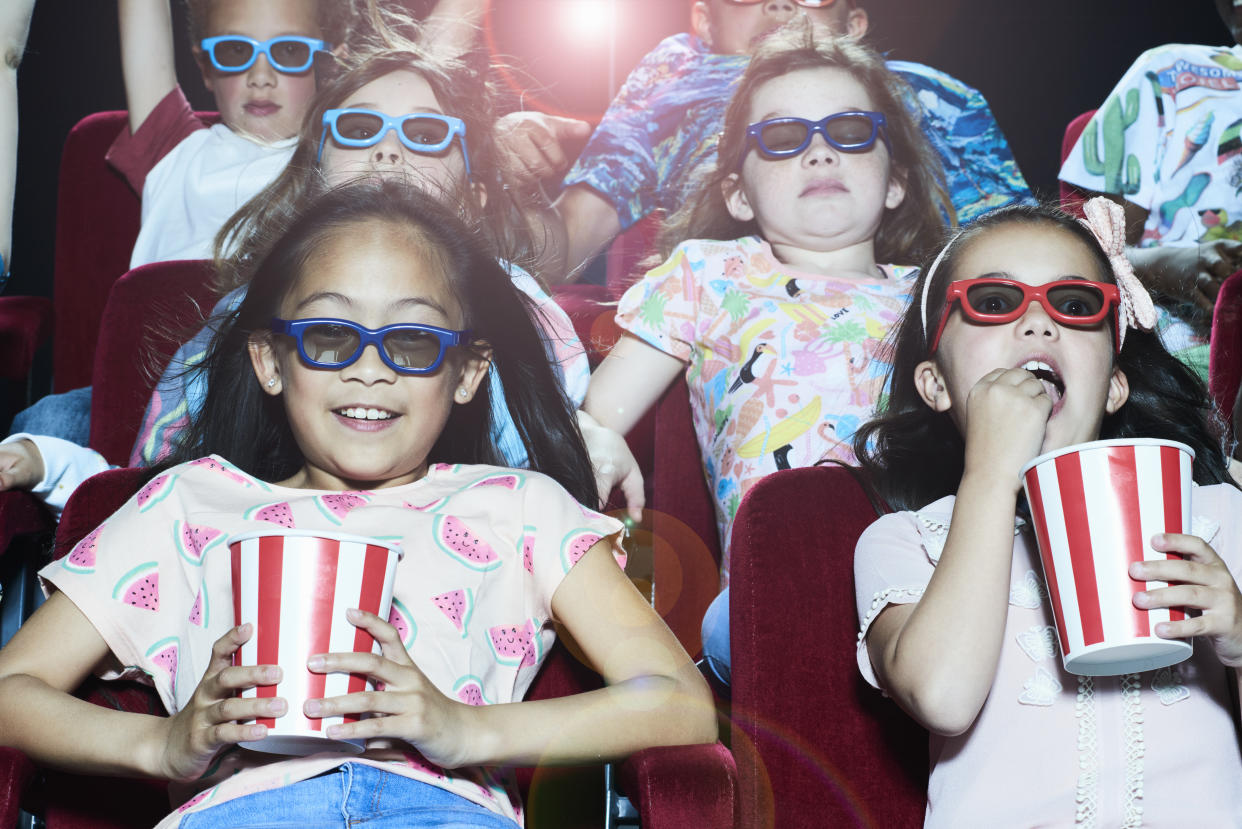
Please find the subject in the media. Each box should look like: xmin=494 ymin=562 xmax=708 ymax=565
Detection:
xmin=852 ymin=199 xmax=1242 ymax=825
xmin=0 ymin=181 xmax=716 ymax=828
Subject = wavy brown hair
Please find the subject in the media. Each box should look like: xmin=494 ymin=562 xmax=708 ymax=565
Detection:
xmin=658 ymin=21 xmax=952 ymax=265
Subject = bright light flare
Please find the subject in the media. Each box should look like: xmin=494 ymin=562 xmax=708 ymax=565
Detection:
xmin=562 ymin=0 xmax=613 ymax=43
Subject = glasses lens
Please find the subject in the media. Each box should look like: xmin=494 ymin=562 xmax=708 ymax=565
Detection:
xmin=825 ymin=114 xmax=876 ymax=148
xmin=269 ymin=39 xmax=312 ymax=69
xmin=334 ymin=112 xmax=386 ymax=142
xmin=1046 ymin=284 xmax=1106 ymax=318
xmin=795 ymin=0 xmax=838 ymax=6
xmin=401 ymin=117 xmax=452 ymax=148
xmin=302 ymin=323 xmax=360 ymax=364
xmin=757 ymin=121 xmax=810 ymax=154
xmin=212 ymin=39 xmax=255 ymax=68
xmin=383 ymin=329 xmax=444 ymax=369
xmin=964 ymin=283 xmax=1026 ymax=316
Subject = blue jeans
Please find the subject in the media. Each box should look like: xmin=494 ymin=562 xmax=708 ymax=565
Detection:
xmin=700 ymin=588 xmax=730 ymax=686
xmin=10 ymin=385 xmax=92 ymax=445
xmin=180 ymin=763 xmax=521 ymax=829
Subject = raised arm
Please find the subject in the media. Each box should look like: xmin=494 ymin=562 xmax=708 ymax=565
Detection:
xmin=417 ymin=0 xmax=486 ymax=59
xmin=118 ymin=0 xmax=178 ymax=133
xmin=0 ymin=0 xmax=34 ymax=274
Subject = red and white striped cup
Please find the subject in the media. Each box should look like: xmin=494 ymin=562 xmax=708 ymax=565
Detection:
xmin=228 ymin=530 xmax=403 ymax=755
xmin=1020 ymin=438 xmax=1194 ymax=676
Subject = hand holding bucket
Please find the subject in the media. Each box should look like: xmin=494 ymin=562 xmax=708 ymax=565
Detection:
xmin=1021 ymin=438 xmax=1194 ymax=676
xmin=228 ymin=530 xmax=402 ymax=755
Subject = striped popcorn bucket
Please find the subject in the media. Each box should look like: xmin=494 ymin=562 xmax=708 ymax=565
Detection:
xmin=1020 ymin=439 xmax=1194 ymax=676
xmin=228 ymin=530 xmax=402 ymax=755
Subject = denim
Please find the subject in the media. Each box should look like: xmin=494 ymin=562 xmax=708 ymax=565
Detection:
xmin=179 ymin=763 xmax=521 ymax=829
xmin=700 ymin=588 xmax=730 ymax=686
xmin=10 ymin=385 xmax=92 ymax=445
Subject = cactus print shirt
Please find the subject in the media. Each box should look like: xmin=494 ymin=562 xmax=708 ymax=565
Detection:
xmin=1060 ymin=43 xmax=1242 ymax=378
xmin=562 ymin=33 xmax=1032 ymax=230
xmin=854 ymin=484 xmax=1242 ymax=827
xmin=39 ymin=457 xmax=625 ymax=828
xmin=615 ymin=236 xmax=916 ymax=582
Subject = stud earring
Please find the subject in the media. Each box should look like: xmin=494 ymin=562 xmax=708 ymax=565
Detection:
xmin=456 ymin=387 xmax=468 ymax=399
xmin=266 ymin=378 xmax=277 ymax=388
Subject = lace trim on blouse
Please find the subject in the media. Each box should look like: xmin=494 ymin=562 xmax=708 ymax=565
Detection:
xmin=857 ymin=586 xmax=926 ymax=648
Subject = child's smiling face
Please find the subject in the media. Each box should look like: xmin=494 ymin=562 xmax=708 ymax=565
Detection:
xmin=249 ymin=219 xmax=491 ymax=491
xmin=691 ymin=0 xmax=867 ymax=55
xmin=196 ymin=0 xmax=322 ymax=143
xmin=918 ymin=222 xmax=1130 ymax=455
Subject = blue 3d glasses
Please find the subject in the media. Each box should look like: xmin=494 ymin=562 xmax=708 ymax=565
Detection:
xmin=270 ymin=318 xmax=471 ymax=375
xmin=199 ymin=35 xmax=329 ymax=74
xmin=738 ymin=111 xmax=890 ymax=168
xmin=316 ymin=109 xmax=472 ymax=175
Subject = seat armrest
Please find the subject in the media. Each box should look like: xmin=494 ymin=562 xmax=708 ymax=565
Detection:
xmin=618 ymin=742 xmax=736 ymax=829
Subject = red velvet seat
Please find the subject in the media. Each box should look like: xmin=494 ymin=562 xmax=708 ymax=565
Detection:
xmin=1059 ymin=110 xmax=1097 ymax=218
xmin=729 ymin=465 xmax=928 ymax=828
xmin=1210 ymin=269 xmax=1242 ymax=427
xmin=0 ymin=295 xmax=52 ymax=386
xmin=4 ymin=466 xmax=736 ymax=829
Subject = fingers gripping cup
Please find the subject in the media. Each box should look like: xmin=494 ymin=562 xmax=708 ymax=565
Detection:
xmin=228 ymin=530 xmax=403 ymax=755
xmin=1021 ymin=439 xmax=1194 ymax=676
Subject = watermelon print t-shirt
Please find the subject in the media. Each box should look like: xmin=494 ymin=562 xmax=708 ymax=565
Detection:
xmin=615 ymin=236 xmax=916 ymax=582
xmin=39 ymin=457 xmax=625 ymax=828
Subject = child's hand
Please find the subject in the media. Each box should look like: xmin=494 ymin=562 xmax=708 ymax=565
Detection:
xmin=962 ymin=367 xmax=1051 ymax=491
xmin=157 ymin=624 xmax=285 ymax=781
xmin=1131 ymin=533 xmax=1242 ymax=666
xmin=306 ymin=608 xmax=474 ymax=768
xmin=577 ymin=409 xmax=644 ymax=521
xmin=0 ymin=439 xmax=44 ymax=491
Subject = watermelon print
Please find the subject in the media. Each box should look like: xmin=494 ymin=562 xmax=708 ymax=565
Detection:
xmin=403 ymin=496 xmax=446 ymax=513
xmin=188 ymin=585 xmax=208 ymax=627
xmin=64 ymin=525 xmax=102 ymax=574
xmin=453 ymin=675 xmax=491 ymax=706
xmin=314 ymin=492 xmax=369 ymax=525
xmin=173 ymin=520 xmax=224 ymax=565
xmin=433 ymin=515 xmax=501 ymax=571
xmin=432 ymin=588 xmax=474 ymax=638
xmin=388 ymin=597 xmax=417 ymax=649
xmin=244 ymin=501 xmax=294 ymax=528
xmin=189 ymin=457 xmax=261 ymax=488
xmin=135 ymin=472 xmax=177 ymax=513
xmin=176 ymin=786 xmax=218 ymax=813
xmin=468 ymin=472 xmax=524 ymax=491
xmin=113 ymin=562 xmax=160 ymax=611
xmin=400 ymin=748 xmax=447 ymax=780
xmin=488 ymin=620 xmax=541 ymax=669
xmin=560 ymin=529 xmax=604 ymax=573
xmin=146 ymin=636 xmax=179 ymax=697
xmin=520 ymin=527 xmax=536 ymax=574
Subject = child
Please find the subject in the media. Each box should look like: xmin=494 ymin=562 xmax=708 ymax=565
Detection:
xmin=581 ymin=29 xmax=949 ymax=683
xmin=2 ymin=47 xmax=592 ymax=515
xmin=540 ymin=0 xmax=1029 ymax=282
xmin=0 ymin=181 xmax=717 ymax=828
xmin=853 ymin=197 xmax=1242 ymax=825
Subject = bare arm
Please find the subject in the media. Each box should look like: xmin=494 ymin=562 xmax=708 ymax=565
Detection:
xmin=118 ymin=0 xmax=177 ymax=133
xmin=864 ymin=368 xmax=1052 ymax=735
xmin=582 ymin=333 xmax=684 ymax=436
xmin=0 ymin=0 xmax=34 ymax=271
xmin=538 ymin=184 xmax=623 ymax=285
xmin=0 ymin=592 xmax=170 ymax=776
xmin=418 ymin=0 xmax=486 ymax=59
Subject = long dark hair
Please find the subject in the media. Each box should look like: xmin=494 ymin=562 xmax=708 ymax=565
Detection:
xmin=854 ymin=202 xmax=1234 ymax=513
xmin=163 ymin=180 xmax=597 ymax=506
xmin=212 ymin=45 xmax=536 ymax=292
xmin=657 ymin=21 xmax=952 ymax=264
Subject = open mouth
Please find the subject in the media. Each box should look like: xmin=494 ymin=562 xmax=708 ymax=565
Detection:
xmin=1021 ymin=360 xmax=1065 ymax=402
xmin=336 ymin=407 xmax=395 ymax=421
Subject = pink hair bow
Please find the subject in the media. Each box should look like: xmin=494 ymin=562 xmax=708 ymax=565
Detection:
xmin=1077 ymin=197 xmax=1157 ymax=348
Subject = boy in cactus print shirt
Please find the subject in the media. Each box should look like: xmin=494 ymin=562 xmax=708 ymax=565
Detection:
xmin=39 ymin=456 xmax=624 ymax=828
xmin=613 ymin=237 xmax=916 ymax=584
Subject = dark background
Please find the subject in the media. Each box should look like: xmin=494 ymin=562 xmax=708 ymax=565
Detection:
xmin=6 ymin=0 xmax=1230 ymax=302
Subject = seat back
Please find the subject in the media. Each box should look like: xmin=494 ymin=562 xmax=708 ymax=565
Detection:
xmin=52 ymin=112 xmax=142 ymax=393
xmin=1059 ymin=109 xmax=1097 ymax=218
xmin=88 ymin=260 xmax=219 ymax=467
xmin=1210 ymin=269 xmax=1242 ymax=427
xmin=729 ymin=466 xmax=927 ymax=828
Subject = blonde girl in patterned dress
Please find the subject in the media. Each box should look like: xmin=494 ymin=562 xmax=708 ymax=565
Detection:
xmin=853 ymin=199 xmax=1242 ymax=826
xmin=581 ymin=27 xmax=950 ymax=684
xmin=0 ymin=181 xmax=715 ymax=829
